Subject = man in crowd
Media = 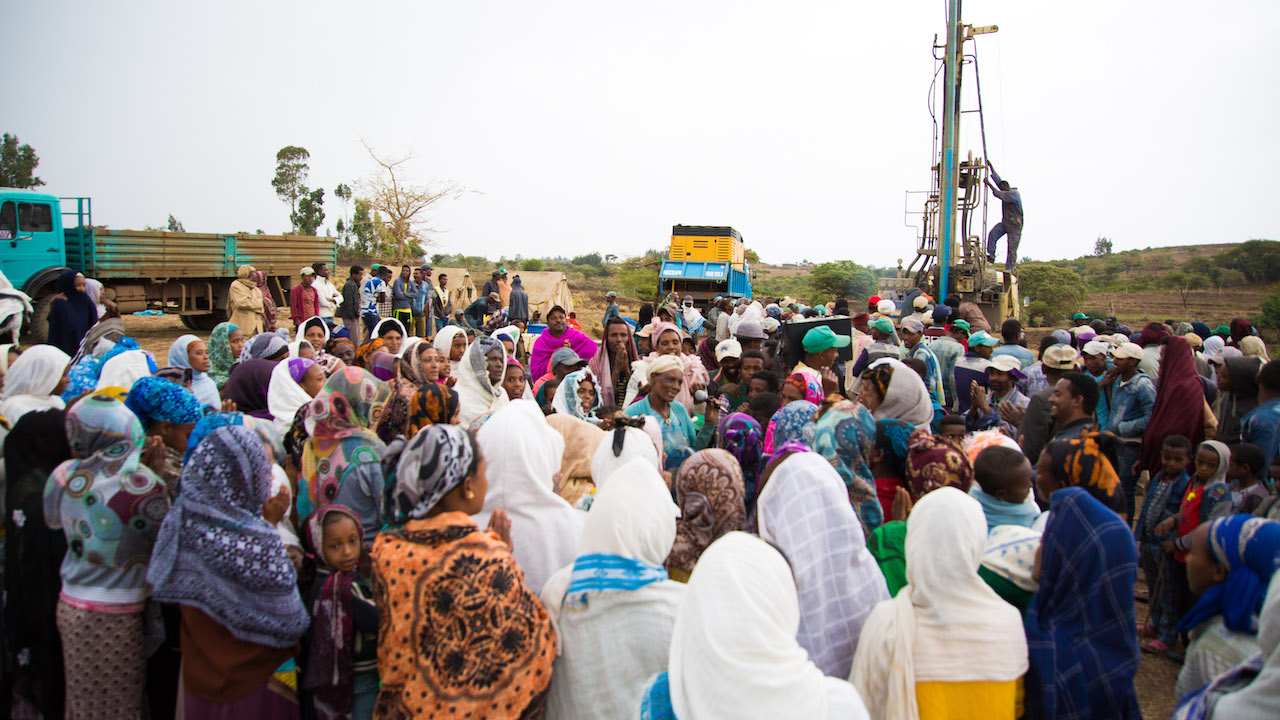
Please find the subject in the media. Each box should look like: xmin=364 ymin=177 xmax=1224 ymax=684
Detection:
xmin=707 ymin=338 xmax=743 ymax=398
xmin=1072 ymin=312 xmax=1090 ymax=328
xmin=339 ymin=265 xmax=364 ymax=344
xmin=508 ymin=276 xmax=530 ymax=328
xmin=992 ymin=318 xmax=1036 ymax=369
xmin=392 ymin=264 xmax=418 ymax=332
xmin=410 ymin=266 xmax=430 ymax=338
xmin=530 ymin=307 xmax=598 ymax=379
xmin=1100 ymin=342 xmax=1156 ymax=517
xmin=592 ymin=316 xmax=638 ymax=407
xmin=734 ymin=320 xmax=766 ymax=353
xmin=1017 ymin=344 xmax=1078 ymax=463
xmin=901 ymin=318 xmax=944 ymax=407
xmin=311 ymin=262 xmax=343 ymax=328
xmin=289 ymin=266 xmax=319 ymax=328
xmin=906 ymin=295 xmax=932 ymax=326
xmin=966 ymin=354 xmax=1028 ymax=435
xmin=1244 ymin=360 xmax=1280 ymax=484
xmin=1047 ymin=371 xmax=1099 ymax=442
xmin=953 ymin=329 xmax=998 ymax=414
xmin=602 ymin=291 xmax=620 ymax=328
xmin=795 ymin=326 xmax=849 ymax=399
xmin=482 ymin=270 xmax=501 ymax=300
xmin=849 ymin=317 xmax=903 ymax=378
xmin=432 ymin=272 xmax=452 ymax=332
xmin=362 ymin=265 xmax=391 ymax=335
xmin=466 ymin=292 xmax=499 ymax=331
xmin=1080 ymin=339 xmax=1112 ymax=428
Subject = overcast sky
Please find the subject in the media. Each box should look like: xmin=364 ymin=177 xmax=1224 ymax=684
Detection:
xmin=8 ymin=1 xmax=1278 ymax=266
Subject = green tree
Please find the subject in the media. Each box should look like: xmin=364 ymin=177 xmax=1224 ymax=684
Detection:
xmin=0 ymin=134 xmax=44 ymax=188
xmin=1216 ymin=268 xmax=1245 ymax=294
xmin=1183 ymin=256 xmax=1220 ymax=285
xmin=808 ymin=261 xmax=877 ymax=301
xmin=1018 ymin=263 xmax=1088 ymax=326
xmin=349 ymin=198 xmax=379 ymax=253
xmin=1093 ymin=235 xmax=1113 ymax=256
xmin=167 ymin=214 xmax=185 ymax=232
xmin=521 ymin=258 xmax=544 ymax=271
xmin=334 ymin=183 xmax=353 ymax=242
xmin=1258 ymin=293 xmax=1280 ymax=334
xmin=744 ymin=248 xmax=761 ymax=264
xmin=571 ymin=252 xmax=603 ymax=267
xmin=1164 ymin=272 xmax=1209 ymax=312
xmin=291 ymin=187 xmax=325 ymax=236
xmin=272 ymin=146 xmax=311 ymax=228
xmin=1214 ymin=240 xmax=1280 ymax=284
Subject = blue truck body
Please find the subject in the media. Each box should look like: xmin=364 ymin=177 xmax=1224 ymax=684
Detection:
xmin=658 ymin=260 xmax=752 ymax=303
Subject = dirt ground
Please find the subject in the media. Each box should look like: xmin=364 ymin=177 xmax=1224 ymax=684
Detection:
xmin=122 ymin=310 xmax=1182 ymax=717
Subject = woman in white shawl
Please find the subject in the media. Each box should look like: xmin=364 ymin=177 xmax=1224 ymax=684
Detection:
xmin=552 ymin=367 xmax=602 ymax=420
xmin=95 ymin=350 xmax=153 ymax=392
xmin=0 ymin=345 xmax=69 ymax=421
xmin=756 ymin=452 xmax=890 ymax=679
xmin=624 ymin=322 xmax=709 ymax=409
xmin=541 ymin=458 xmax=686 ymax=719
xmin=849 ymin=487 xmax=1027 ymax=720
xmin=453 ymin=336 xmax=510 ymax=428
xmin=640 ymin=532 xmax=870 ymax=720
xmin=862 ymin=357 xmax=934 ymax=427
xmin=591 ymin=424 xmax=662 ymax=487
xmin=474 ymin=400 xmax=585 ymax=593
xmin=167 ymin=334 xmax=220 ymax=407
xmin=432 ymin=325 xmax=468 ymax=379
xmin=267 ymin=356 xmax=324 ymax=435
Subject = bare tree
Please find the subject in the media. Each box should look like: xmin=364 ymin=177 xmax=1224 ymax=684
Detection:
xmin=360 ymin=141 xmax=464 ymax=258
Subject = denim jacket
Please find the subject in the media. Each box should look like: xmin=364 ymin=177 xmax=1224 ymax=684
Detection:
xmin=1105 ymin=372 xmax=1155 ymax=440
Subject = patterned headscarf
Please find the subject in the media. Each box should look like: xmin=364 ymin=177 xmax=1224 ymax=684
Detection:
xmin=250 ymin=269 xmax=278 ymax=332
xmin=1045 ymin=430 xmax=1127 ymax=516
xmin=368 ymin=351 xmax=397 ymax=382
xmin=551 ymin=367 xmax=601 ymax=421
xmin=390 ymin=424 xmax=476 ymax=523
xmin=666 ymin=449 xmax=747 ymax=577
xmin=354 ymin=339 xmax=385 ymax=368
xmin=1024 ymin=487 xmax=1141 ymax=719
xmin=207 ymin=322 xmax=238 ymax=389
xmin=772 ymin=400 xmax=818 ymax=449
xmin=874 ymin=418 xmax=914 ymax=478
xmin=1178 ymin=514 xmax=1280 ymax=635
xmin=813 ymin=401 xmax=883 ymax=532
xmin=784 ymin=373 xmax=823 ymax=405
xmin=147 ymin=425 xmax=308 ymax=647
xmin=125 ymin=376 xmax=203 ymax=426
xmin=467 ymin=337 xmax=504 ymax=392
xmin=242 ymin=330 xmax=290 ymax=361
xmin=406 ymin=384 xmax=460 ymax=439
xmin=303 ymin=367 xmax=391 ymax=509
xmin=153 ymin=366 xmax=193 ymax=387
xmin=718 ymin=413 xmax=764 ymax=513
xmin=904 ymin=427 xmax=974 ymax=500
xmin=300 ymin=504 xmax=364 ymax=719
xmin=62 ymin=393 xmax=153 ymax=485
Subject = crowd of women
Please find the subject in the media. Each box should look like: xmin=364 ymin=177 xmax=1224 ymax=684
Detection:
xmin=0 ymin=273 xmax=1278 ymax=720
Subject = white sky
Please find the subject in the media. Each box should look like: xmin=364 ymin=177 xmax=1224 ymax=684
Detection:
xmin=7 ymin=1 xmax=1278 ymax=265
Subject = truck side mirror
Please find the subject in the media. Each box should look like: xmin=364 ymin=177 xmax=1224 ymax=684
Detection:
xmin=751 ymin=270 xmax=758 ymax=279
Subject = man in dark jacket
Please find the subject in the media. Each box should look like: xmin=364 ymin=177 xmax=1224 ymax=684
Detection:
xmin=465 ymin=292 xmax=500 ymax=330
xmin=339 ymin=265 xmax=364 ymax=344
xmin=508 ymin=276 xmax=530 ymax=326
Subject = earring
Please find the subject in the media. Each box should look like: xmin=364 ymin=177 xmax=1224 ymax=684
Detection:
xmin=465 ymin=490 xmax=475 ymax=499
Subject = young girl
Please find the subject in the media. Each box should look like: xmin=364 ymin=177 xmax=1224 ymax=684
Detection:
xmin=1157 ymin=441 xmax=1233 ymax=564
xmin=302 ymin=506 xmax=379 ymax=720
xmin=1135 ymin=434 xmax=1194 ymax=654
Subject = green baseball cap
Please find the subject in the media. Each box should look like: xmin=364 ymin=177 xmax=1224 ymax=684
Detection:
xmin=870 ymin=317 xmax=896 ymax=335
xmin=1072 ymin=312 xmax=1089 ymax=320
xmin=802 ymin=325 xmax=852 ymax=353
xmin=951 ymin=319 xmax=971 ymax=334
xmin=1213 ymin=325 xmax=1230 ymax=336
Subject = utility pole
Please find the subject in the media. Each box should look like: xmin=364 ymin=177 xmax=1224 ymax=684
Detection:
xmin=938 ymin=0 xmax=963 ymax=299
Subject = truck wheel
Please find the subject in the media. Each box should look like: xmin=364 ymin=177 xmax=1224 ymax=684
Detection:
xmin=24 ymin=294 xmax=54 ymax=345
xmin=180 ymin=310 xmax=228 ymax=332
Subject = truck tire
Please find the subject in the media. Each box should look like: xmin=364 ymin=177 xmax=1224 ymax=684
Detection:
xmin=180 ymin=310 xmax=228 ymax=332
xmin=24 ymin=294 xmax=54 ymax=345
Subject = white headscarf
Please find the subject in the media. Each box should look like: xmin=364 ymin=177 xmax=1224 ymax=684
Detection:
xmin=453 ymin=337 xmax=510 ymax=429
xmin=0 ymin=345 xmax=68 ymax=421
xmin=541 ymin=458 xmax=685 ymax=720
xmin=433 ymin=325 xmax=467 ymax=376
xmin=168 ymin=334 xmax=220 ymax=407
xmin=96 ymin=350 xmax=152 ymax=392
xmin=293 ymin=315 xmax=330 ymax=349
xmin=757 ymin=453 xmax=890 ymax=679
xmin=372 ymin=317 xmax=410 ymax=356
xmin=868 ymin=357 xmax=934 ymax=427
xmin=669 ymin=532 xmax=870 ymax=720
xmin=475 ymin=400 xmax=585 ymax=593
xmin=267 ymin=358 xmax=315 ymax=436
xmin=551 ymin=367 xmax=601 ymax=420
xmin=1204 ymin=335 xmax=1226 ymax=359
xmin=590 ymin=426 xmax=661 ymax=486
xmin=850 ymin=487 xmax=1028 ymax=720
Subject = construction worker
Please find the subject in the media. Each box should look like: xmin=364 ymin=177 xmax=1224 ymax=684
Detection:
xmin=985 ymin=162 xmax=1024 ymax=272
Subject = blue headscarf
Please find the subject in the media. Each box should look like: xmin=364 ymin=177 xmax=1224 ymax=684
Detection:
xmin=61 ymin=337 xmax=146 ymax=401
xmin=1178 ymin=514 xmax=1280 ymax=635
xmin=772 ymin=400 xmax=818 ymax=449
xmin=125 ymin=376 xmax=203 ymax=426
xmin=183 ymin=410 xmax=285 ymax=466
xmin=874 ymin=418 xmax=914 ymax=478
xmin=1024 ymin=487 xmax=1141 ymax=720
xmin=813 ymin=401 xmax=883 ymax=531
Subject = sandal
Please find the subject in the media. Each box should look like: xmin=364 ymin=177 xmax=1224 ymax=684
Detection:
xmin=1142 ymin=639 xmax=1170 ymax=654
xmin=1137 ymin=624 xmax=1157 ymax=638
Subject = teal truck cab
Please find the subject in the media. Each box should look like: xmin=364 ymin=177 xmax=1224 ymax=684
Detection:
xmin=0 ymin=189 xmax=336 ymax=340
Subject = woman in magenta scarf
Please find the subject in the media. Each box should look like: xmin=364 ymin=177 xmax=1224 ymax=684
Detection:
xmin=530 ymin=305 xmax=598 ymax=379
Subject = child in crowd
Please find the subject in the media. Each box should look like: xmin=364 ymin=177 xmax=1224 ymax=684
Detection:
xmin=747 ymin=371 xmax=778 ymax=399
xmin=970 ymin=445 xmax=1040 ymax=530
xmin=1227 ymin=443 xmax=1271 ymax=514
xmin=747 ymin=392 xmax=783 ymax=431
xmin=937 ymin=413 xmax=966 ymax=446
xmin=302 ymin=506 xmax=379 ymax=720
xmin=1135 ymin=434 xmax=1194 ymax=653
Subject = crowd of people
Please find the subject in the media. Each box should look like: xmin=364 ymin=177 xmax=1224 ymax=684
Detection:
xmin=0 ymin=262 xmax=1278 ymax=720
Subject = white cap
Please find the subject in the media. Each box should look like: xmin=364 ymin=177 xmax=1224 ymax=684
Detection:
xmin=989 ymin=355 xmax=1023 ymax=373
xmin=877 ymin=299 xmax=896 ymax=314
xmin=1082 ymin=340 xmax=1111 ymax=357
xmin=1112 ymin=342 xmax=1145 ymax=360
xmin=913 ymin=295 xmax=929 ymax=309
xmin=715 ymin=338 xmax=743 ymax=362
